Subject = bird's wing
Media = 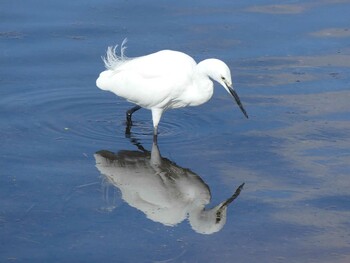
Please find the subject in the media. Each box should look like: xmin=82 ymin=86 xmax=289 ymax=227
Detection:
xmin=97 ymin=50 xmax=197 ymax=108
xmin=115 ymin=50 xmax=197 ymax=79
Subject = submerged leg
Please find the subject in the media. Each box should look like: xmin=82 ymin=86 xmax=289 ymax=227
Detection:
xmin=153 ymin=133 xmax=158 ymax=144
xmin=151 ymin=108 xmax=163 ymax=141
xmin=125 ymin=105 xmax=141 ymax=134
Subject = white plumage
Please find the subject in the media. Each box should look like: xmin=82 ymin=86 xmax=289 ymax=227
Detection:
xmin=96 ymin=40 xmax=248 ymax=137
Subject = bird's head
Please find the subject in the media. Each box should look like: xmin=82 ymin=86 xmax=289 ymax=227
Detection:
xmin=205 ymin=59 xmax=248 ymax=119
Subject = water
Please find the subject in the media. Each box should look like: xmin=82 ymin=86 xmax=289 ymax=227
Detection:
xmin=1 ymin=0 xmax=350 ymax=262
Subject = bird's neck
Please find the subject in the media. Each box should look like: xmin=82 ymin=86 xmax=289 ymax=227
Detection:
xmin=196 ymin=59 xmax=219 ymax=81
xmin=183 ymin=60 xmax=215 ymax=106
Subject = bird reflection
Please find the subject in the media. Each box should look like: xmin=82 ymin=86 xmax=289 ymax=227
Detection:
xmin=94 ymin=140 xmax=244 ymax=235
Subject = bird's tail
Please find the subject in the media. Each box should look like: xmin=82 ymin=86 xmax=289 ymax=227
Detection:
xmin=102 ymin=38 xmax=129 ymax=70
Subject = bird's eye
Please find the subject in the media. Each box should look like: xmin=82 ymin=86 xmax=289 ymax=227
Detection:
xmin=221 ymin=76 xmax=226 ymax=80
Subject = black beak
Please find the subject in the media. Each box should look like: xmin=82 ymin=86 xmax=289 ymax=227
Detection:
xmin=227 ymin=84 xmax=249 ymax=119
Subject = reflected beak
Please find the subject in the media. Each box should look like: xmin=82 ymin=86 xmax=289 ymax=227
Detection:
xmin=226 ymin=83 xmax=249 ymax=119
xmin=218 ymin=183 xmax=245 ymax=211
xmin=216 ymin=182 xmax=245 ymax=223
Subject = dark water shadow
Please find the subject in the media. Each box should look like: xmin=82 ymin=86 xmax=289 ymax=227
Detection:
xmin=94 ymin=137 xmax=244 ymax=235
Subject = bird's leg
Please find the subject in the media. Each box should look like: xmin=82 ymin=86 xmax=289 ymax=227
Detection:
xmin=151 ymin=108 xmax=163 ymax=139
xmin=153 ymin=133 xmax=158 ymax=144
xmin=125 ymin=105 xmax=141 ymax=134
xmin=126 ymin=105 xmax=141 ymax=125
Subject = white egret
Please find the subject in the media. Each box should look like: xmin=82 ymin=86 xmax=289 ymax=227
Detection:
xmin=96 ymin=40 xmax=248 ymax=137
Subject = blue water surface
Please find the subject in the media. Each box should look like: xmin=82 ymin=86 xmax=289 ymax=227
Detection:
xmin=1 ymin=0 xmax=350 ymax=262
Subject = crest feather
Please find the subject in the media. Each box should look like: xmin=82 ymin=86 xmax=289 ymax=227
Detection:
xmin=102 ymin=38 xmax=129 ymax=70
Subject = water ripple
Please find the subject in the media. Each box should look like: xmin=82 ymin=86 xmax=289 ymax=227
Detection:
xmin=9 ymin=87 xmax=216 ymax=145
